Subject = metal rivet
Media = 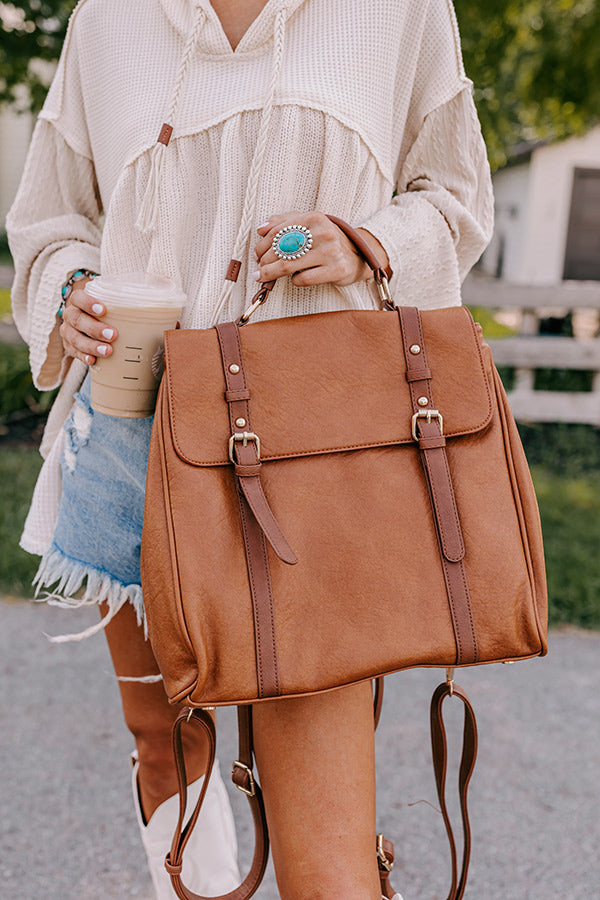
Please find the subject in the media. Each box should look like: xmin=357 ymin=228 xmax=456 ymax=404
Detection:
xmin=235 ymin=417 xmax=247 ymax=428
xmin=418 ymin=396 xmax=429 ymax=407
xmin=409 ymin=344 xmax=421 ymax=355
xmin=229 ymin=364 xmax=240 ymax=374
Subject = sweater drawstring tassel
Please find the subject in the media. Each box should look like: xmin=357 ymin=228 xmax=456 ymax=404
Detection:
xmin=136 ymin=3 xmax=206 ymax=236
xmin=135 ymin=125 xmax=172 ymax=235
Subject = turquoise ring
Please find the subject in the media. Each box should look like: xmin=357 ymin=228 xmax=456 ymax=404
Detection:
xmin=272 ymin=225 xmax=313 ymax=260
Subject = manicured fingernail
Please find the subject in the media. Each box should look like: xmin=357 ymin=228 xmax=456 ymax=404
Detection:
xmin=101 ymin=328 xmax=114 ymax=340
xmin=92 ymin=303 xmax=104 ymax=315
xmin=254 ymin=270 xmax=261 ymax=281
xmin=85 ymin=355 xmax=94 ymax=365
xmin=258 ymin=222 xmax=271 ymax=230
xmin=97 ymin=345 xmax=109 ymax=356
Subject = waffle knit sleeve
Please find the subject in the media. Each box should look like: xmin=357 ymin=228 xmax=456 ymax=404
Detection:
xmin=6 ymin=5 xmax=102 ymax=391
xmin=360 ymin=87 xmax=494 ymax=308
xmin=359 ymin=0 xmax=494 ymax=307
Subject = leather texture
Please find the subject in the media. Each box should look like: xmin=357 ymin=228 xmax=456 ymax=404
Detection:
xmin=140 ymin=216 xmax=548 ymax=900
xmin=141 ymin=304 xmax=547 ymax=707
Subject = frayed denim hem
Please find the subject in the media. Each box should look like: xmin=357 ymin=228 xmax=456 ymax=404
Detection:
xmin=33 ymin=543 xmax=147 ymax=644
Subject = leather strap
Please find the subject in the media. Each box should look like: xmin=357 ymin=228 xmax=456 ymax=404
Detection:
xmin=216 ymin=321 xmax=298 ymax=566
xmin=326 ymin=214 xmax=394 ymax=284
xmin=168 ymin=683 xmax=392 ymax=900
xmin=166 ymin=679 xmax=477 ymax=900
xmin=430 ymin=681 xmax=478 ymax=900
xmin=373 ymin=676 xmax=384 ymax=730
xmin=238 ymin=217 xmax=393 ymax=324
xmin=216 ymin=320 xmax=294 ymax=699
xmin=398 ymin=307 xmax=478 ymax=665
xmin=167 ymin=706 xmax=270 ymax=900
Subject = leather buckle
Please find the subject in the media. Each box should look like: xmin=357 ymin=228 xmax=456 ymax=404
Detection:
xmin=232 ymin=761 xmax=256 ymax=796
xmin=229 ymin=432 xmax=261 ymax=463
xmin=411 ymin=409 xmax=444 ymax=441
xmin=376 ymin=833 xmax=394 ymax=872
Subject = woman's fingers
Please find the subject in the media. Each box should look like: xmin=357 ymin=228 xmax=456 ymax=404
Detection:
xmin=63 ymin=304 xmax=118 ymax=344
xmin=253 ymin=211 xmax=368 ymax=287
xmin=59 ymin=319 xmax=114 ymax=365
xmin=59 ymin=282 xmax=118 ymax=365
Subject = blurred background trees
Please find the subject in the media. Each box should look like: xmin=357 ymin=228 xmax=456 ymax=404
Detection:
xmin=1 ymin=0 xmax=599 ymax=168
xmin=0 ymin=1 xmax=73 ymax=112
xmin=454 ymin=0 xmax=600 ymax=167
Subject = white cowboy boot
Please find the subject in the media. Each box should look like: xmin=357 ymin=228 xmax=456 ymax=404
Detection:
xmin=131 ymin=751 xmax=240 ymax=899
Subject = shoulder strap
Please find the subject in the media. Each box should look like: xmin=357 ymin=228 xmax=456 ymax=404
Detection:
xmin=166 ymin=706 xmax=269 ymax=900
xmin=168 ymin=681 xmax=386 ymax=900
xmin=430 ymin=679 xmax=478 ymax=900
xmin=168 ymin=680 xmax=477 ymax=900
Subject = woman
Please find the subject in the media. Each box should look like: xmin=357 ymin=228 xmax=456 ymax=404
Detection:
xmin=7 ymin=0 xmax=494 ymax=897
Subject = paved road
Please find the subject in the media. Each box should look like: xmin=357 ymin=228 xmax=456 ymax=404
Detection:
xmin=1 ymin=596 xmax=598 ymax=899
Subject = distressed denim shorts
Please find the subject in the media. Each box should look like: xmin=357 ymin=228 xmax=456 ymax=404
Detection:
xmin=33 ymin=373 xmax=154 ymax=643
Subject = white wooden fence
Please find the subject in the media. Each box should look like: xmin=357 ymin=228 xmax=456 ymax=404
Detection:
xmin=462 ymin=274 xmax=600 ymax=426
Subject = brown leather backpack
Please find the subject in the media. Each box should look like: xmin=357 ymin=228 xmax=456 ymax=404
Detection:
xmin=141 ymin=217 xmax=547 ymax=900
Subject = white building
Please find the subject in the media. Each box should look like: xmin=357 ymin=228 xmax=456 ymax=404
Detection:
xmin=481 ymin=126 xmax=600 ymax=285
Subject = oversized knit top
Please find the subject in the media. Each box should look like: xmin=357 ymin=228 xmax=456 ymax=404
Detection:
xmin=8 ymin=0 xmax=494 ymax=553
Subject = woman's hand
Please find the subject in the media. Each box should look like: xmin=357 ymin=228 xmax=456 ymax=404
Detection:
xmin=59 ymin=279 xmax=118 ymax=366
xmin=253 ymin=211 xmax=389 ymax=288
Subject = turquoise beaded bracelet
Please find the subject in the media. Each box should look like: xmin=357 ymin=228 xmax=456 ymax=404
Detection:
xmin=57 ymin=269 xmax=99 ymax=318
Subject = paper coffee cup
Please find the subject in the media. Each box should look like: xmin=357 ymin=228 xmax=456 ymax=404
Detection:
xmin=85 ymin=273 xmax=185 ymax=418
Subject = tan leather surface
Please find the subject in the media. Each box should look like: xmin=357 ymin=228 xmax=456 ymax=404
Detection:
xmin=141 ymin=302 xmax=548 ymax=708
xmin=397 ymin=306 xmax=477 ymax=667
xmin=163 ymin=307 xmax=493 ymax=466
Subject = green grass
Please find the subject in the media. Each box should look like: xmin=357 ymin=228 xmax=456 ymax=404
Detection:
xmin=468 ymin=305 xmax=516 ymax=338
xmin=1 ymin=447 xmax=599 ymax=629
xmin=0 ymin=288 xmax=11 ymax=319
xmin=0 ymin=448 xmax=43 ymax=596
xmin=533 ymin=467 xmax=600 ymax=630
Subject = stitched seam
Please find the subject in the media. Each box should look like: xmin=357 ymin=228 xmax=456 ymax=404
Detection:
xmin=440 ymin=449 xmax=465 ymax=560
xmin=256 ymin=478 xmax=287 ymax=550
xmin=168 ymin=310 xmax=494 ymax=466
xmin=237 ymin=490 xmax=264 ymax=698
xmin=257 ymin=516 xmax=280 ymax=696
xmin=242 ymin=480 xmax=279 ymax=550
xmin=442 ymin=558 xmax=463 ymax=662
xmin=425 ymin=452 xmax=452 ymax=560
xmin=458 ymin=559 xmax=478 ymax=662
xmin=430 ymin=448 xmax=464 ymax=562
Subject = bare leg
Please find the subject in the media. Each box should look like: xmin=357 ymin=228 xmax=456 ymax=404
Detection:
xmin=253 ymin=680 xmax=382 ymax=900
xmin=100 ymin=601 xmax=210 ymax=821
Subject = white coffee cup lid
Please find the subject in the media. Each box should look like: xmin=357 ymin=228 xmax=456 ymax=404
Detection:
xmin=85 ymin=272 xmax=186 ymax=308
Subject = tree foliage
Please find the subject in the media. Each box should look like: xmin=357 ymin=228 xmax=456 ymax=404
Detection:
xmin=454 ymin=0 xmax=600 ymax=168
xmin=1 ymin=0 xmax=599 ymax=167
xmin=0 ymin=1 xmax=73 ymax=112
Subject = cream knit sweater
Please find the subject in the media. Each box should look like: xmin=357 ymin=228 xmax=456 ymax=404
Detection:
xmin=8 ymin=0 xmax=493 ymax=553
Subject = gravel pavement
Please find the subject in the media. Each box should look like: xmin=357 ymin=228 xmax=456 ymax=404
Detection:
xmin=1 ymin=596 xmax=598 ymax=900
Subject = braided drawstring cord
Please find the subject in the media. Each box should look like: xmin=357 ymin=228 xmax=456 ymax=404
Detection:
xmin=135 ymin=4 xmax=207 ymax=235
xmin=209 ymin=7 xmax=288 ymax=326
